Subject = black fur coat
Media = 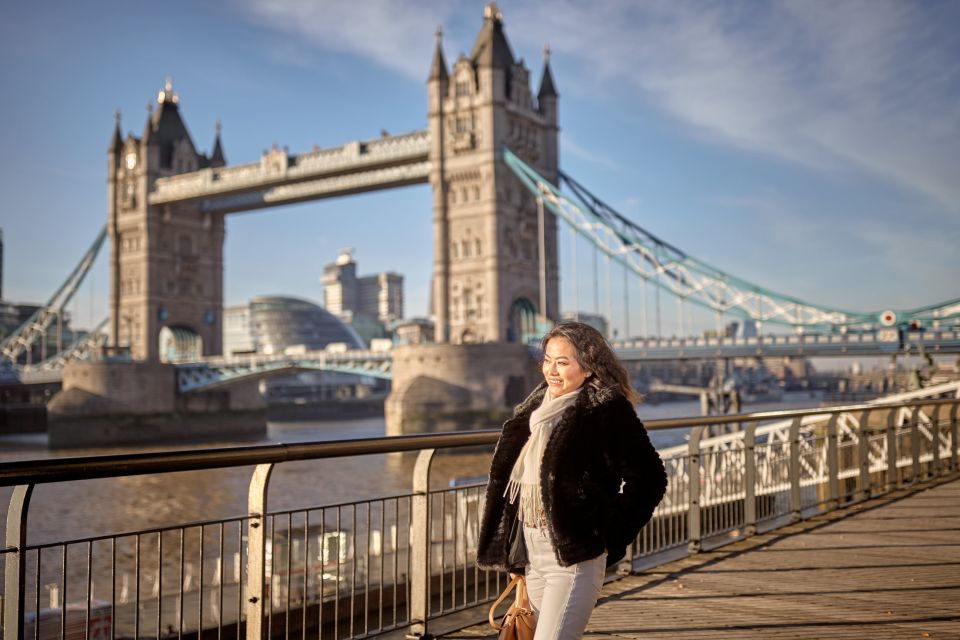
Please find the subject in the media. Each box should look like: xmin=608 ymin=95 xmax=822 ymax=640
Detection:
xmin=476 ymin=381 xmax=667 ymax=571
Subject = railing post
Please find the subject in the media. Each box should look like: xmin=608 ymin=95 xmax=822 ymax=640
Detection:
xmin=910 ymin=406 xmax=922 ymax=482
xmin=857 ymin=410 xmax=871 ymax=500
xmin=246 ymin=464 xmax=275 ymax=640
xmin=951 ymin=403 xmax=959 ymax=472
xmin=408 ymin=449 xmax=436 ymax=640
xmin=743 ymin=422 xmax=757 ymax=537
xmin=930 ymin=405 xmax=942 ymax=477
xmin=825 ymin=414 xmax=840 ymax=510
xmin=4 ymin=485 xmax=34 ymax=640
xmin=687 ymin=426 xmax=705 ymax=553
xmin=789 ymin=417 xmax=802 ymax=522
xmin=885 ymin=407 xmax=898 ymax=491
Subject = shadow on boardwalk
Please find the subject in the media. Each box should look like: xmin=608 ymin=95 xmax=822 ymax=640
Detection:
xmin=446 ymin=476 xmax=960 ymax=639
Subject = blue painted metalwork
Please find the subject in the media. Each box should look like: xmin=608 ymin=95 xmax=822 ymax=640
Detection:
xmin=503 ymin=147 xmax=960 ymax=332
xmin=1 ymin=226 xmax=108 ymax=364
xmin=175 ymin=351 xmax=393 ymax=393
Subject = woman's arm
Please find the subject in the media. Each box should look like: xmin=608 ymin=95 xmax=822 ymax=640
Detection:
xmin=603 ymin=400 xmax=668 ymax=552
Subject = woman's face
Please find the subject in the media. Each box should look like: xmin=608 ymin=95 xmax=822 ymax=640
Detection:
xmin=542 ymin=336 xmax=592 ymax=396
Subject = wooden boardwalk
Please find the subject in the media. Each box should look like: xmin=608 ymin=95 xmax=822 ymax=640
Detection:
xmin=448 ymin=476 xmax=960 ymax=639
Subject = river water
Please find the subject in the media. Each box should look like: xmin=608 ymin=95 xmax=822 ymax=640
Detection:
xmin=0 ymin=393 xmax=823 ymax=546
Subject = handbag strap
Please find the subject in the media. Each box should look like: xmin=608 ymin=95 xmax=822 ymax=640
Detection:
xmin=488 ymin=575 xmax=522 ymax=629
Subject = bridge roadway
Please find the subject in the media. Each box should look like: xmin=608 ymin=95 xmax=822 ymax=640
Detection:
xmin=13 ymin=328 xmax=960 ymax=389
xmin=450 ymin=477 xmax=960 ymax=639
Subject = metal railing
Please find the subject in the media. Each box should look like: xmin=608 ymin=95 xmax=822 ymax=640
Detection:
xmin=3 ymin=395 xmax=958 ymax=640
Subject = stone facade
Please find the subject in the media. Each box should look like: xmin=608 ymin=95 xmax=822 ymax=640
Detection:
xmin=384 ymin=342 xmax=538 ymax=435
xmin=428 ymin=5 xmax=560 ymax=345
xmin=107 ymin=82 xmax=226 ymax=361
xmin=47 ymin=360 xmax=265 ymax=447
xmin=384 ymin=6 xmax=562 ymax=436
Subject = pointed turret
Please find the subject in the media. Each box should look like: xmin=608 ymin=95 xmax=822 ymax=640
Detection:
xmin=210 ymin=119 xmax=226 ymax=167
xmin=140 ymin=78 xmax=199 ymax=171
xmin=470 ymin=2 xmax=515 ymax=69
xmin=428 ymin=27 xmax=448 ymax=83
xmin=108 ymin=110 xmax=123 ymax=154
xmin=538 ymin=45 xmax=558 ymax=99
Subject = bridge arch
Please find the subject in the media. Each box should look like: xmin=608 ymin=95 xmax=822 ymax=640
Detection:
xmin=506 ymin=297 xmax=539 ymax=345
xmin=159 ymin=325 xmax=203 ymax=363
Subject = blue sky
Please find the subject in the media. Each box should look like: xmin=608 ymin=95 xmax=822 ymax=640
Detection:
xmin=1 ymin=0 xmax=957 ymax=338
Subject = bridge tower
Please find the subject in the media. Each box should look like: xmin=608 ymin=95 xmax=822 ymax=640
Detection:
xmin=387 ymin=4 xmax=559 ymax=434
xmin=107 ymin=82 xmax=226 ymax=361
xmin=428 ymin=3 xmax=560 ymax=344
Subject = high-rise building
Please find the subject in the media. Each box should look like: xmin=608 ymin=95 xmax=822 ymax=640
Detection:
xmin=321 ymin=249 xmax=404 ymax=327
xmin=321 ymin=250 xmax=358 ymax=317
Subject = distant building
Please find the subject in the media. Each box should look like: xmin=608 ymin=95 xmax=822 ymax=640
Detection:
xmin=561 ymin=312 xmax=609 ymax=339
xmin=0 ymin=303 xmax=80 ymax=364
xmin=223 ymin=296 xmax=364 ymax=356
xmin=223 ymin=305 xmax=254 ymax=355
xmin=221 ymin=296 xmax=375 ymax=403
xmin=764 ymin=356 xmax=814 ymax=388
xmin=321 ymin=249 xmax=403 ymax=344
xmin=393 ymin=317 xmax=435 ymax=345
xmin=0 ymin=301 xmax=18 ymax=339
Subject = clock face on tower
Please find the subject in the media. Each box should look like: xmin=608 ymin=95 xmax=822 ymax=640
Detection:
xmin=125 ymin=152 xmax=137 ymax=170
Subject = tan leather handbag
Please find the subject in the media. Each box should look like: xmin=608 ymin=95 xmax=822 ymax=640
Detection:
xmin=488 ymin=575 xmax=536 ymax=640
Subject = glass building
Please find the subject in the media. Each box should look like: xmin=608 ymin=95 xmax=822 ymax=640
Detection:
xmin=248 ymin=296 xmax=364 ymax=354
xmin=223 ymin=296 xmax=375 ymax=407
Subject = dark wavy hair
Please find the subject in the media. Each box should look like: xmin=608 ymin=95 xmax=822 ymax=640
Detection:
xmin=540 ymin=321 xmax=639 ymax=405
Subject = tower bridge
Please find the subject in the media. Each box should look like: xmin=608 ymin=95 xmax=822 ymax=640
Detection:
xmin=104 ymin=6 xmax=559 ymax=364
xmin=2 ymin=3 xmax=959 ymax=443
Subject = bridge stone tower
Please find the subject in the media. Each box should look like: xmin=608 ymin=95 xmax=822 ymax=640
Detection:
xmin=428 ymin=3 xmax=560 ymax=344
xmin=387 ymin=4 xmax=560 ymax=434
xmin=107 ymin=82 xmax=226 ymax=361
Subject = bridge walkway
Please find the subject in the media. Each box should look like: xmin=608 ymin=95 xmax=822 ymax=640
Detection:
xmin=448 ymin=477 xmax=960 ymax=639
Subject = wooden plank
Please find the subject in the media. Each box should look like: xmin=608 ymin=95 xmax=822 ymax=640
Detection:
xmin=444 ymin=477 xmax=960 ymax=639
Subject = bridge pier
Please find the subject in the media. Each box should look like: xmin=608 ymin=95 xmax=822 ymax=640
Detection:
xmin=385 ymin=343 xmax=539 ymax=435
xmin=46 ymin=361 xmax=266 ymax=447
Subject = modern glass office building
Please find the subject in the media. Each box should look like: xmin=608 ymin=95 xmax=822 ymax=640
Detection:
xmin=248 ymin=295 xmax=364 ymax=353
xmin=222 ymin=296 xmax=376 ymax=407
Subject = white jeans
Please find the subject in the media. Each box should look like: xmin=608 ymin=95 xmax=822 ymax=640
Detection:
xmin=523 ymin=525 xmax=607 ymax=640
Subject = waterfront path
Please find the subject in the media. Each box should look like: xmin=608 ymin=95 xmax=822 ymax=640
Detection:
xmin=448 ymin=476 xmax=960 ymax=639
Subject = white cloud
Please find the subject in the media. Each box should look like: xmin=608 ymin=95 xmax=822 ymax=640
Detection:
xmin=561 ymin=135 xmax=620 ymax=171
xmin=236 ymin=0 xmax=458 ymax=79
xmin=237 ymin=1 xmax=960 ymax=213
xmin=507 ymin=0 xmax=960 ymax=212
xmin=706 ymin=189 xmax=960 ymax=310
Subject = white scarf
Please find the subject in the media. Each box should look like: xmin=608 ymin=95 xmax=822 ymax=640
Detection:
xmin=504 ymin=387 xmax=581 ymax=526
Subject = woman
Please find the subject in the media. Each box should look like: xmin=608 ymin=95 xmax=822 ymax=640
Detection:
xmin=477 ymin=322 xmax=667 ymax=640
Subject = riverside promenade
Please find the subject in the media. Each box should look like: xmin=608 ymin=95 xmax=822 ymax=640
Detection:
xmin=451 ymin=477 xmax=960 ymax=639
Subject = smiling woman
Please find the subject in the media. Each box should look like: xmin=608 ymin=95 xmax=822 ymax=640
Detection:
xmin=477 ymin=321 xmax=666 ymax=640
xmin=542 ymin=336 xmax=590 ymax=397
